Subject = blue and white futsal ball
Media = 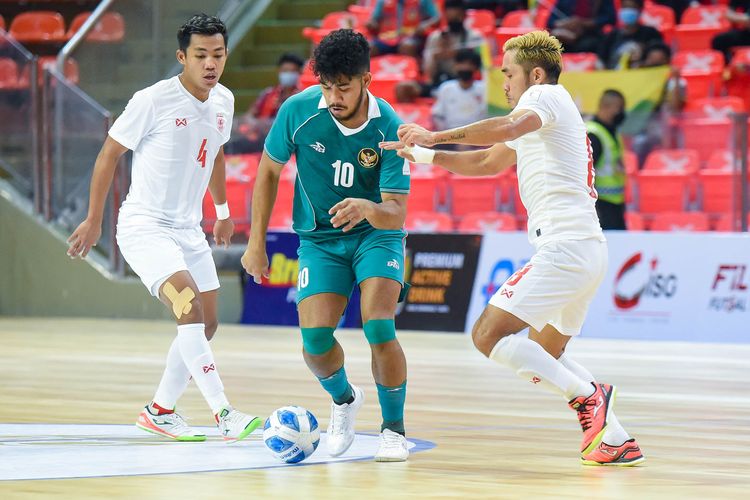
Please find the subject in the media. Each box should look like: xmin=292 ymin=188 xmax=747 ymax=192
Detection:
xmin=263 ymin=406 xmax=320 ymax=464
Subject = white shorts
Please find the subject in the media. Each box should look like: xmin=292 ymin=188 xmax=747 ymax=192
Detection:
xmin=488 ymin=238 xmax=607 ymax=336
xmin=116 ymin=225 xmax=220 ymax=297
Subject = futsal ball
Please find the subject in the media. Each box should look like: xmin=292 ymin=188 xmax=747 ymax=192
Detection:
xmin=263 ymin=406 xmax=320 ymax=464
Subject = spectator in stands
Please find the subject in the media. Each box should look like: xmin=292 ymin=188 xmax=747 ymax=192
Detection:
xmin=712 ymin=1 xmax=750 ymax=64
xmin=586 ymin=89 xmax=627 ymax=230
xmin=250 ymin=53 xmax=305 ymax=120
xmin=431 ymin=49 xmax=487 ymax=133
xmin=422 ymin=0 xmax=486 ymax=91
xmin=630 ymin=41 xmax=686 ymax=164
xmin=367 ymin=0 xmax=441 ymax=57
xmin=598 ymin=0 xmax=663 ymax=69
xmin=547 ymin=0 xmax=617 ymax=53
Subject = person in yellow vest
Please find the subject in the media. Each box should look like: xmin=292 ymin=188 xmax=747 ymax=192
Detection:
xmin=586 ymin=89 xmax=627 ymax=230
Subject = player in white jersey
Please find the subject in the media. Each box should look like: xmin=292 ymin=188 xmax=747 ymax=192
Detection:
xmin=66 ymin=14 xmax=261 ymax=443
xmin=382 ymin=31 xmax=644 ymax=466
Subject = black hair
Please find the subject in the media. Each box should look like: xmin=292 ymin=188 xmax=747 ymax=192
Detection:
xmin=444 ymin=0 xmax=467 ymax=10
xmin=643 ymin=41 xmax=671 ymax=60
xmin=177 ymin=13 xmax=227 ymax=52
xmin=622 ymin=0 xmax=645 ymax=8
xmin=312 ymin=29 xmax=370 ymax=82
xmin=601 ymin=88 xmax=626 ymax=105
xmin=278 ymin=52 xmax=305 ymax=68
xmin=455 ymin=48 xmax=481 ymax=68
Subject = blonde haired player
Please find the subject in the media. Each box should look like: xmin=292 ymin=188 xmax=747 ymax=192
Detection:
xmin=66 ymin=14 xmax=261 ymax=443
xmin=382 ymin=31 xmax=644 ymax=466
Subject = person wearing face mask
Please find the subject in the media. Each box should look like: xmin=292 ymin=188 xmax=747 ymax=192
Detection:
xmin=586 ymin=89 xmax=628 ymax=230
xmin=397 ymin=0 xmax=486 ymax=101
xmin=250 ymin=53 xmax=305 ymax=120
xmin=598 ymin=0 xmax=663 ymax=69
xmin=431 ymin=48 xmax=486 ymax=134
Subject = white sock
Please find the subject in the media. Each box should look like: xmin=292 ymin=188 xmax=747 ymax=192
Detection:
xmin=558 ymin=353 xmax=631 ymax=446
xmin=176 ymin=323 xmax=229 ymax=414
xmin=489 ymin=335 xmax=594 ymax=400
xmin=152 ymin=336 xmax=192 ymax=410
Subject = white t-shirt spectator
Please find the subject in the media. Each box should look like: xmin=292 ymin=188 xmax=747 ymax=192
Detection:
xmin=432 ymin=79 xmax=487 ymax=130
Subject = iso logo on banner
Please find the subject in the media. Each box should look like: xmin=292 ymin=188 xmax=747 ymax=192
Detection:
xmin=613 ymin=252 xmax=677 ymax=311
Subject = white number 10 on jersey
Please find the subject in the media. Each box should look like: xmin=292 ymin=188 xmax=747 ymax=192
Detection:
xmin=331 ymin=160 xmax=354 ymax=188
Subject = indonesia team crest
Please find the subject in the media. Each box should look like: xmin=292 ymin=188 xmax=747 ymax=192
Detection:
xmin=216 ymin=113 xmax=226 ymax=133
xmin=358 ymin=148 xmax=379 ymax=168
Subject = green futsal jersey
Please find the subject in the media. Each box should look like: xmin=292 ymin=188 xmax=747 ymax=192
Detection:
xmin=264 ymin=86 xmax=410 ymax=241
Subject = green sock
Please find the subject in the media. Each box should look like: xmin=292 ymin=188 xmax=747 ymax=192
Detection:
xmin=377 ymin=381 xmax=406 ymax=435
xmin=318 ymin=366 xmax=354 ymax=405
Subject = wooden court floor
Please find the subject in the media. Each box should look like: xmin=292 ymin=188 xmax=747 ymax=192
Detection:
xmin=1 ymin=317 xmax=748 ymax=499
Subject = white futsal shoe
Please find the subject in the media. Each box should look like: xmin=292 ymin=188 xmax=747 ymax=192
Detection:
xmin=326 ymin=384 xmax=364 ymax=456
xmin=136 ymin=406 xmax=206 ymax=442
xmin=215 ymin=407 xmax=262 ymax=443
xmin=375 ymin=429 xmax=409 ymax=462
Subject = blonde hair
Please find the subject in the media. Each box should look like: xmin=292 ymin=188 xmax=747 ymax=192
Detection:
xmin=503 ymin=30 xmax=563 ymax=83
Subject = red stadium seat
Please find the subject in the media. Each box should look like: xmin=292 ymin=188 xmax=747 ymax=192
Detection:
xmin=449 ymin=175 xmax=501 ymax=217
xmin=66 ymin=12 xmax=125 ymax=42
xmin=673 ymin=50 xmax=724 ymax=100
xmin=673 ymin=5 xmax=729 ymax=51
xmin=643 ymin=149 xmax=700 ymax=173
xmin=726 ymin=48 xmax=750 ymax=111
xmin=636 ymin=170 xmax=690 ymax=213
xmin=684 ymin=96 xmax=746 ymax=118
xmin=224 ymin=154 xmax=260 ymax=182
xmin=410 ymin=175 xmax=444 ymax=212
xmin=458 ymin=211 xmax=517 ymax=232
xmin=713 ymin=213 xmax=750 ymax=232
xmin=562 ymin=53 xmax=599 ymax=72
xmin=17 ymin=56 xmax=80 ymax=87
xmin=501 ymin=10 xmax=535 ymax=28
xmin=499 ymin=169 xmax=526 ymax=218
xmin=368 ymin=55 xmax=420 ymax=102
xmin=267 ymin=177 xmax=295 ymax=230
xmin=650 ymin=212 xmax=710 ymax=231
xmin=465 ymin=9 xmax=496 ymax=37
xmin=623 ymin=149 xmax=638 ymax=175
xmin=704 ymin=150 xmax=750 ymax=171
xmin=680 ymin=118 xmax=732 ymax=163
xmin=9 ymin=11 xmax=66 ymax=43
xmin=625 ymin=211 xmax=646 ymax=231
xmin=391 ymin=103 xmax=434 ymax=130
xmin=302 ymin=11 xmax=362 ymax=45
xmin=202 ymin=180 xmax=253 ymax=233
xmin=698 ymin=169 xmax=741 ymax=214
xmin=346 ymin=4 xmax=371 ymax=26
xmin=493 ymin=26 xmax=535 ymax=50
xmin=640 ymin=3 xmax=675 ymax=43
xmin=405 ymin=211 xmax=453 ymax=232
xmin=0 ymin=58 xmax=19 ymax=90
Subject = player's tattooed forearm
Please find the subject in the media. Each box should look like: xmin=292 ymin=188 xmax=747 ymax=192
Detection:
xmin=436 ymin=130 xmax=466 ymax=143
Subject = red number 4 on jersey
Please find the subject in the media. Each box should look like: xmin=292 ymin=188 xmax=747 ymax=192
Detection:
xmin=197 ymin=138 xmax=208 ymax=168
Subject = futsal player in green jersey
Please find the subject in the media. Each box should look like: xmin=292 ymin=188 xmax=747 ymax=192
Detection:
xmin=241 ymin=30 xmax=411 ymax=462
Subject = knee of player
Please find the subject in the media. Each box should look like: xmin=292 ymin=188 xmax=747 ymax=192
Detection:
xmin=471 ymin=320 xmax=495 ymax=357
xmin=301 ymin=327 xmax=336 ymax=356
xmin=162 ymin=282 xmax=204 ymax=323
xmin=364 ymin=319 xmax=397 ymax=348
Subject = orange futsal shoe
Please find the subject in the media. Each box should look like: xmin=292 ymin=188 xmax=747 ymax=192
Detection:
xmin=581 ymin=439 xmax=645 ymax=466
xmin=568 ymin=383 xmax=615 ymax=455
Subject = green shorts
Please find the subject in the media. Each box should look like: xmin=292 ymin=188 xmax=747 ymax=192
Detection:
xmin=296 ymin=228 xmax=406 ymax=304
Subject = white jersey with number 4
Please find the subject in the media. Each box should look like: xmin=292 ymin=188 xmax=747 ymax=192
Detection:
xmin=505 ymin=84 xmax=604 ymax=248
xmin=109 ymin=75 xmax=233 ymax=228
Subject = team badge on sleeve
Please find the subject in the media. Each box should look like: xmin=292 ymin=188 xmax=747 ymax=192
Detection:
xmin=216 ymin=113 xmax=226 ymax=133
xmin=358 ymin=148 xmax=379 ymax=168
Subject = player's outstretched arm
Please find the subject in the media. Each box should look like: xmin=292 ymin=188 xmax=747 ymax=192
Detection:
xmin=66 ymin=136 xmax=128 ymax=259
xmin=241 ymin=151 xmax=284 ymax=283
xmin=379 ymin=142 xmax=516 ymax=177
xmin=208 ymin=146 xmax=234 ymax=249
xmin=397 ymin=109 xmax=542 ymax=147
xmin=329 ymin=193 xmax=407 ymax=232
